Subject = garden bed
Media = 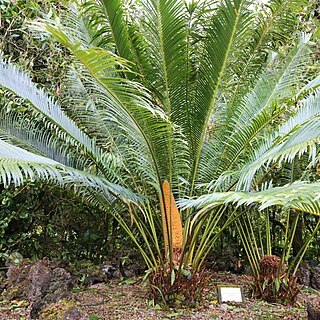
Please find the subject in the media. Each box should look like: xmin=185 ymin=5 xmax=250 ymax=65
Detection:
xmin=1 ymin=272 xmax=319 ymax=319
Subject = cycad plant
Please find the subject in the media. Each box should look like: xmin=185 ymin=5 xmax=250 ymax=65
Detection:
xmin=233 ymin=207 xmax=320 ymax=304
xmin=1 ymin=0 xmax=320 ymax=305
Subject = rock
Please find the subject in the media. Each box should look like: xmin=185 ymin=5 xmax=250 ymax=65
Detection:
xmin=44 ymin=268 xmax=73 ymax=304
xmin=5 ymin=259 xmax=50 ymax=301
xmin=62 ymin=306 xmax=89 ymax=320
xmin=39 ymin=300 xmax=89 ymax=320
xmin=27 ymin=260 xmax=52 ymax=302
xmin=219 ymin=303 xmax=229 ymax=311
xmin=5 ymin=262 xmax=28 ymax=300
xmin=307 ymin=302 xmax=320 ymax=320
xmin=311 ymin=265 xmax=320 ymax=290
xmin=102 ymin=264 xmax=117 ymax=279
xmin=30 ymin=267 xmax=73 ymax=319
xmin=4 ymin=259 xmax=74 ymax=319
xmin=30 ymin=267 xmax=73 ymax=318
xmin=297 ymin=261 xmax=311 ymax=287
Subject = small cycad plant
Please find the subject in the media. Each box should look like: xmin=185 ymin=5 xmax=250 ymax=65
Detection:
xmin=254 ymin=255 xmax=299 ymax=305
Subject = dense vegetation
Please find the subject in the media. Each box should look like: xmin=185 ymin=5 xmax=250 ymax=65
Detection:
xmin=0 ymin=0 xmax=320 ymax=308
xmin=0 ymin=0 xmax=134 ymax=265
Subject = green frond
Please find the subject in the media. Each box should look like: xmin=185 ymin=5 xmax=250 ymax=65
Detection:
xmin=229 ymin=0 xmax=309 ymax=99
xmin=199 ymin=35 xmax=314 ymax=190
xmin=139 ymin=0 xmax=188 ymax=113
xmin=227 ymin=34 xmax=312 ymax=134
xmin=0 ymin=57 xmax=117 ymax=180
xmin=190 ymin=0 xmax=254 ymax=189
xmin=296 ymin=74 xmax=320 ymax=99
xmin=80 ymin=0 xmax=153 ymax=84
xmin=0 ymin=138 xmax=137 ymax=201
xmin=41 ymin=20 xmax=190 ymax=190
xmin=0 ymin=109 xmax=91 ymax=170
xmin=236 ymin=91 xmax=320 ymax=190
xmin=60 ymin=3 xmax=97 ymax=48
xmin=81 ymin=0 xmax=114 ymax=48
xmin=135 ymin=0 xmax=192 ymax=186
xmin=260 ymin=0 xmax=309 ymax=48
xmin=179 ymin=182 xmax=320 ymax=216
xmin=60 ymin=65 xmax=120 ymax=149
xmin=99 ymin=0 xmax=135 ymax=63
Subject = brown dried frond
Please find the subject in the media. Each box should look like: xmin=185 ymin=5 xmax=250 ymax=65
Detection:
xmin=259 ymin=255 xmax=282 ymax=278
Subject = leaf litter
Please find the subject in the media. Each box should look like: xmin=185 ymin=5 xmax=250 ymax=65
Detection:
xmin=1 ymin=271 xmax=319 ymax=319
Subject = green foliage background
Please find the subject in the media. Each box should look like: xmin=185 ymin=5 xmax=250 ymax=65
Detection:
xmin=0 ymin=0 xmax=135 ymax=266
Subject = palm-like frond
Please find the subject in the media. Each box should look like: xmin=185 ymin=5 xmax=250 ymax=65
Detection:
xmin=199 ymin=35 xmax=314 ymax=190
xmin=81 ymin=0 xmax=114 ymax=48
xmin=297 ymin=74 xmax=320 ymax=99
xmin=82 ymin=0 xmax=153 ymax=84
xmin=0 ymin=138 xmax=135 ymax=201
xmin=139 ymin=0 xmax=188 ymax=112
xmin=180 ymin=181 xmax=320 ymax=216
xmin=98 ymin=0 xmax=135 ymax=64
xmin=189 ymin=0 xmax=254 ymax=188
xmin=61 ymin=3 xmax=100 ymax=49
xmin=227 ymin=34 xmax=312 ymax=132
xmin=44 ymin=9 xmax=130 ymax=160
xmin=0 ymin=110 xmax=87 ymax=169
xmin=39 ymin=20 xmax=191 ymax=191
xmin=136 ymin=0 xmax=192 ymax=188
xmin=229 ymin=0 xmax=309 ymax=99
xmin=257 ymin=0 xmax=308 ymax=48
xmin=60 ymin=66 xmax=116 ymax=149
xmin=236 ymin=91 xmax=320 ymax=190
xmin=0 ymin=57 xmax=118 ymax=179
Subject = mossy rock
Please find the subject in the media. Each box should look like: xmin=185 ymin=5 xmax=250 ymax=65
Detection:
xmin=307 ymin=302 xmax=320 ymax=320
xmin=4 ymin=259 xmax=33 ymax=300
xmin=39 ymin=299 xmax=89 ymax=320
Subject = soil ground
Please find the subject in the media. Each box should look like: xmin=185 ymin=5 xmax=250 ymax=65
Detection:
xmin=0 ymin=272 xmax=319 ymax=319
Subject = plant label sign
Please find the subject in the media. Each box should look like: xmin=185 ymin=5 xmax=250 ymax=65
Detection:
xmin=217 ymin=285 xmax=244 ymax=303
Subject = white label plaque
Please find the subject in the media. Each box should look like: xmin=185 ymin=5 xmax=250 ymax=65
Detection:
xmin=217 ymin=285 xmax=244 ymax=303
